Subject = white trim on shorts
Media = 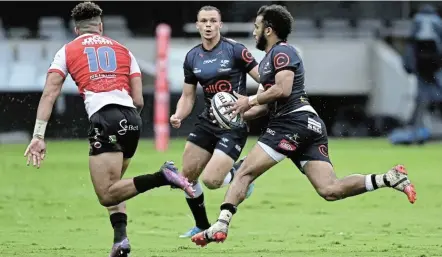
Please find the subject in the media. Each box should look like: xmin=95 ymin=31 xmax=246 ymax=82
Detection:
xmin=257 ymin=141 xmax=286 ymax=162
xmin=257 ymin=141 xmax=310 ymax=168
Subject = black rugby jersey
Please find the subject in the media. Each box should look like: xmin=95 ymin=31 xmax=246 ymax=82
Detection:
xmin=183 ymin=37 xmax=258 ymax=122
xmin=258 ymin=41 xmax=310 ymax=118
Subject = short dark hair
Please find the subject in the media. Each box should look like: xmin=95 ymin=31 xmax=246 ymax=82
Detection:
xmin=197 ymin=5 xmax=222 ymax=20
xmin=71 ymin=1 xmax=103 ymax=22
xmin=257 ymin=5 xmax=294 ymax=41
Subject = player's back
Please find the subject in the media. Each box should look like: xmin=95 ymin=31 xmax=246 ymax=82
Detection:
xmin=50 ymin=33 xmax=141 ymax=118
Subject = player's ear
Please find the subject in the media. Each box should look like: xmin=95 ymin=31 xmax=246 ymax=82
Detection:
xmin=219 ymin=21 xmax=223 ymax=29
xmin=74 ymin=27 xmax=79 ymax=36
xmin=99 ymin=22 xmax=104 ymax=34
xmin=266 ymin=27 xmax=272 ymax=37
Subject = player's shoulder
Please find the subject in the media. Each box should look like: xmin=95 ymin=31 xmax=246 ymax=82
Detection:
xmin=222 ymin=37 xmax=247 ymax=50
xmin=271 ymin=42 xmax=297 ymax=54
xmin=185 ymin=43 xmax=203 ymax=61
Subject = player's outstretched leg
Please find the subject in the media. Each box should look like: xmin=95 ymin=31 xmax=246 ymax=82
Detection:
xmin=90 ymin=154 xmax=195 ymax=208
xmin=303 ymin=161 xmax=417 ymax=204
xmin=192 ymin=143 xmax=278 ymax=246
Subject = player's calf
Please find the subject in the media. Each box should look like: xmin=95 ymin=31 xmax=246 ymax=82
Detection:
xmin=304 ymin=161 xmax=416 ymax=204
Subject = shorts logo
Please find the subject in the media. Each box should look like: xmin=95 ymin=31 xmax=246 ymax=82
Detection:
xmin=221 ymin=137 xmax=229 ymax=143
xmin=278 ymin=139 xmax=296 ymax=151
xmin=93 ymin=141 xmax=102 ymax=149
xmin=220 ymin=143 xmax=228 ymax=148
xmin=235 ymin=144 xmax=242 ymax=152
xmin=118 ymin=119 xmax=139 ymax=135
xmin=189 ymin=133 xmax=197 ymax=137
xmin=318 ymin=144 xmax=328 ymax=157
xmin=307 ymin=117 xmax=322 ymax=134
xmin=266 ymin=128 xmax=275 ymax=136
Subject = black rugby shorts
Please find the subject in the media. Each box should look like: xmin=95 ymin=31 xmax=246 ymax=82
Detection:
xmin=186 ymin=117 xmax=248 ymax=161
xmin=88 ymin=104 xmax=142 ymax=159
xmin=258 ymin=111 xmax=332 ymax=172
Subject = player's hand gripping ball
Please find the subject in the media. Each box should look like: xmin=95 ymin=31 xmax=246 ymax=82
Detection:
xmin=211 ymin=92 xmax=244 ymax=129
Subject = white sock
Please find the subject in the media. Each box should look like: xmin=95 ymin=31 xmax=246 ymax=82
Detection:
xmin=185 ymin=181 xmax=203 ymax=198
xmin=221 ymin=172 xmax=232 ymax=187
xmin=365 ymin=175 xmax=374 ymax=191
xmin=219 ymin=209 xmax=233 ymax=223
xmin=365 ymin=174 xmax=387 ymax=192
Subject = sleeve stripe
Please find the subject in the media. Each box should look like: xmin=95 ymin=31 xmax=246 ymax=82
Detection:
xmin=48 ymin=69 xmax=66 ymax=78
xmin=129 ymin=72 xmax=141 ymax=78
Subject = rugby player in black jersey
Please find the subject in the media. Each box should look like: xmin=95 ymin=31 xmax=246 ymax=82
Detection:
xmin=191 ymin=4 xmax=417 ymax=246
xmin=169 ymin=6 xmax=264 ymax=238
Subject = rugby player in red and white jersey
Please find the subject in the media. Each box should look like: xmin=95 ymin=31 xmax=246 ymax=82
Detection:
xmin=23 ymin=2 xmax=194 ymax=257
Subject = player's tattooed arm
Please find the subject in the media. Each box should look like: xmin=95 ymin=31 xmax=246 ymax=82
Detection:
xmin=33 ymin=72 xmax=65 ymax=139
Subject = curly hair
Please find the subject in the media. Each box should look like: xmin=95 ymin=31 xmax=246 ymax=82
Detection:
xmin=257 ymin=5 xmax=294 ymax=41
xmin=71 ymin=1 xmax=102 ymax=22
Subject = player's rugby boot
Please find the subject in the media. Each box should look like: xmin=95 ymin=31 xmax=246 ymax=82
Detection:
xmin=179 ymin=226 xmax=203 ymax=238
xmin=386 ymin=165 xmax=417 ymax=203
xmin=191 ymin=221 xmax=229 ymax=247
xmin=160 ymin=161 xmax=195 ymax=198
xmin=232 ymin=156 xmax=254 ymax=199
xmin=109 ymin=238 xmax=130 ymax=257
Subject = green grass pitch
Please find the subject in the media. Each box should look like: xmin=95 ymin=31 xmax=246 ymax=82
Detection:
xmin=0 ymin=138 xmax=441 ymax=257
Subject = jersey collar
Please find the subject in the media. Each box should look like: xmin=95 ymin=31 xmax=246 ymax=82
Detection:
xmin=201 ymin=37 xmax=223 ymax=52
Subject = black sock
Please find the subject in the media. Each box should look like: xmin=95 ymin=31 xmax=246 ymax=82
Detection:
xmin=133 ymin=171 xmax=169 ymax=193
xmin=110 ymin=212 xmax=127 ymax=243
xmin=186 ymin=193 xmax=210 ymax=230
xmin=220 ymin=202 xmax=237 ymax=215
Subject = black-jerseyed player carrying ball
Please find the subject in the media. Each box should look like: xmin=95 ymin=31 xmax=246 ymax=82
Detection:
xmin=191 ymin=4 xmax=417 ymax=246
xmin=23 ymin=2 xmax=194 ymax=257
xmin=169 ymin=6 xmax=266 ymax=238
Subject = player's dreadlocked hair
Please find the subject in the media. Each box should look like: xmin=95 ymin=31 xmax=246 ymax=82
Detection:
xmin=197 ymin=5 xmax=222 ymax=20
xmin=71 ymin=1 xmax=103 ymax=33
xmin=257 ymin=5 xmax=294 ymax=41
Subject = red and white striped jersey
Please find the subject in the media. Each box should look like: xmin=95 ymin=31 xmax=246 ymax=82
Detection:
xmin=48 ymin=33 xmax=141 ymax=118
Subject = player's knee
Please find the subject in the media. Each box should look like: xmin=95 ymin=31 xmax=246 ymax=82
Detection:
xmin=98 ymin=195 xmax=118 ymax=207
xmin=316 ymin=184 xmax=342 ymax=201
xmin=201 ymin=175 xmax=223 ymax=189
xmin=97 ymin=191 xmax=120 ymax=207
xmin=181 ymin=166 xmax=200 ymax=183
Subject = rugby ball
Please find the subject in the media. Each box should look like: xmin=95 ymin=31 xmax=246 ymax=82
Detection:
xmin=211 ymin=92 xmax=243 ymax=129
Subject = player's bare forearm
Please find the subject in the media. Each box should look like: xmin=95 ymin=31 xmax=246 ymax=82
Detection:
xmin=248 ymin=66 xmax=260 ymax=83
xmin=175 ymin=83 xmax=196 ymax=120
xmin=175 ymin=95 xmax=195 ymax=120
xmin=243 ymin=84 xmax=267 ymax=120
xmin=36 ymin=73 xmax=64 ymax=121
xmin=243 ymin=105 xmax=268 ymax=121
xmin=32 ymin=72 xmax=64 ymax=138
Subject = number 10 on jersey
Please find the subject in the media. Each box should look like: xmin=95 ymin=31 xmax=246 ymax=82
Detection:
xmin=84 ymin=46 xmax=117 ymax=72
